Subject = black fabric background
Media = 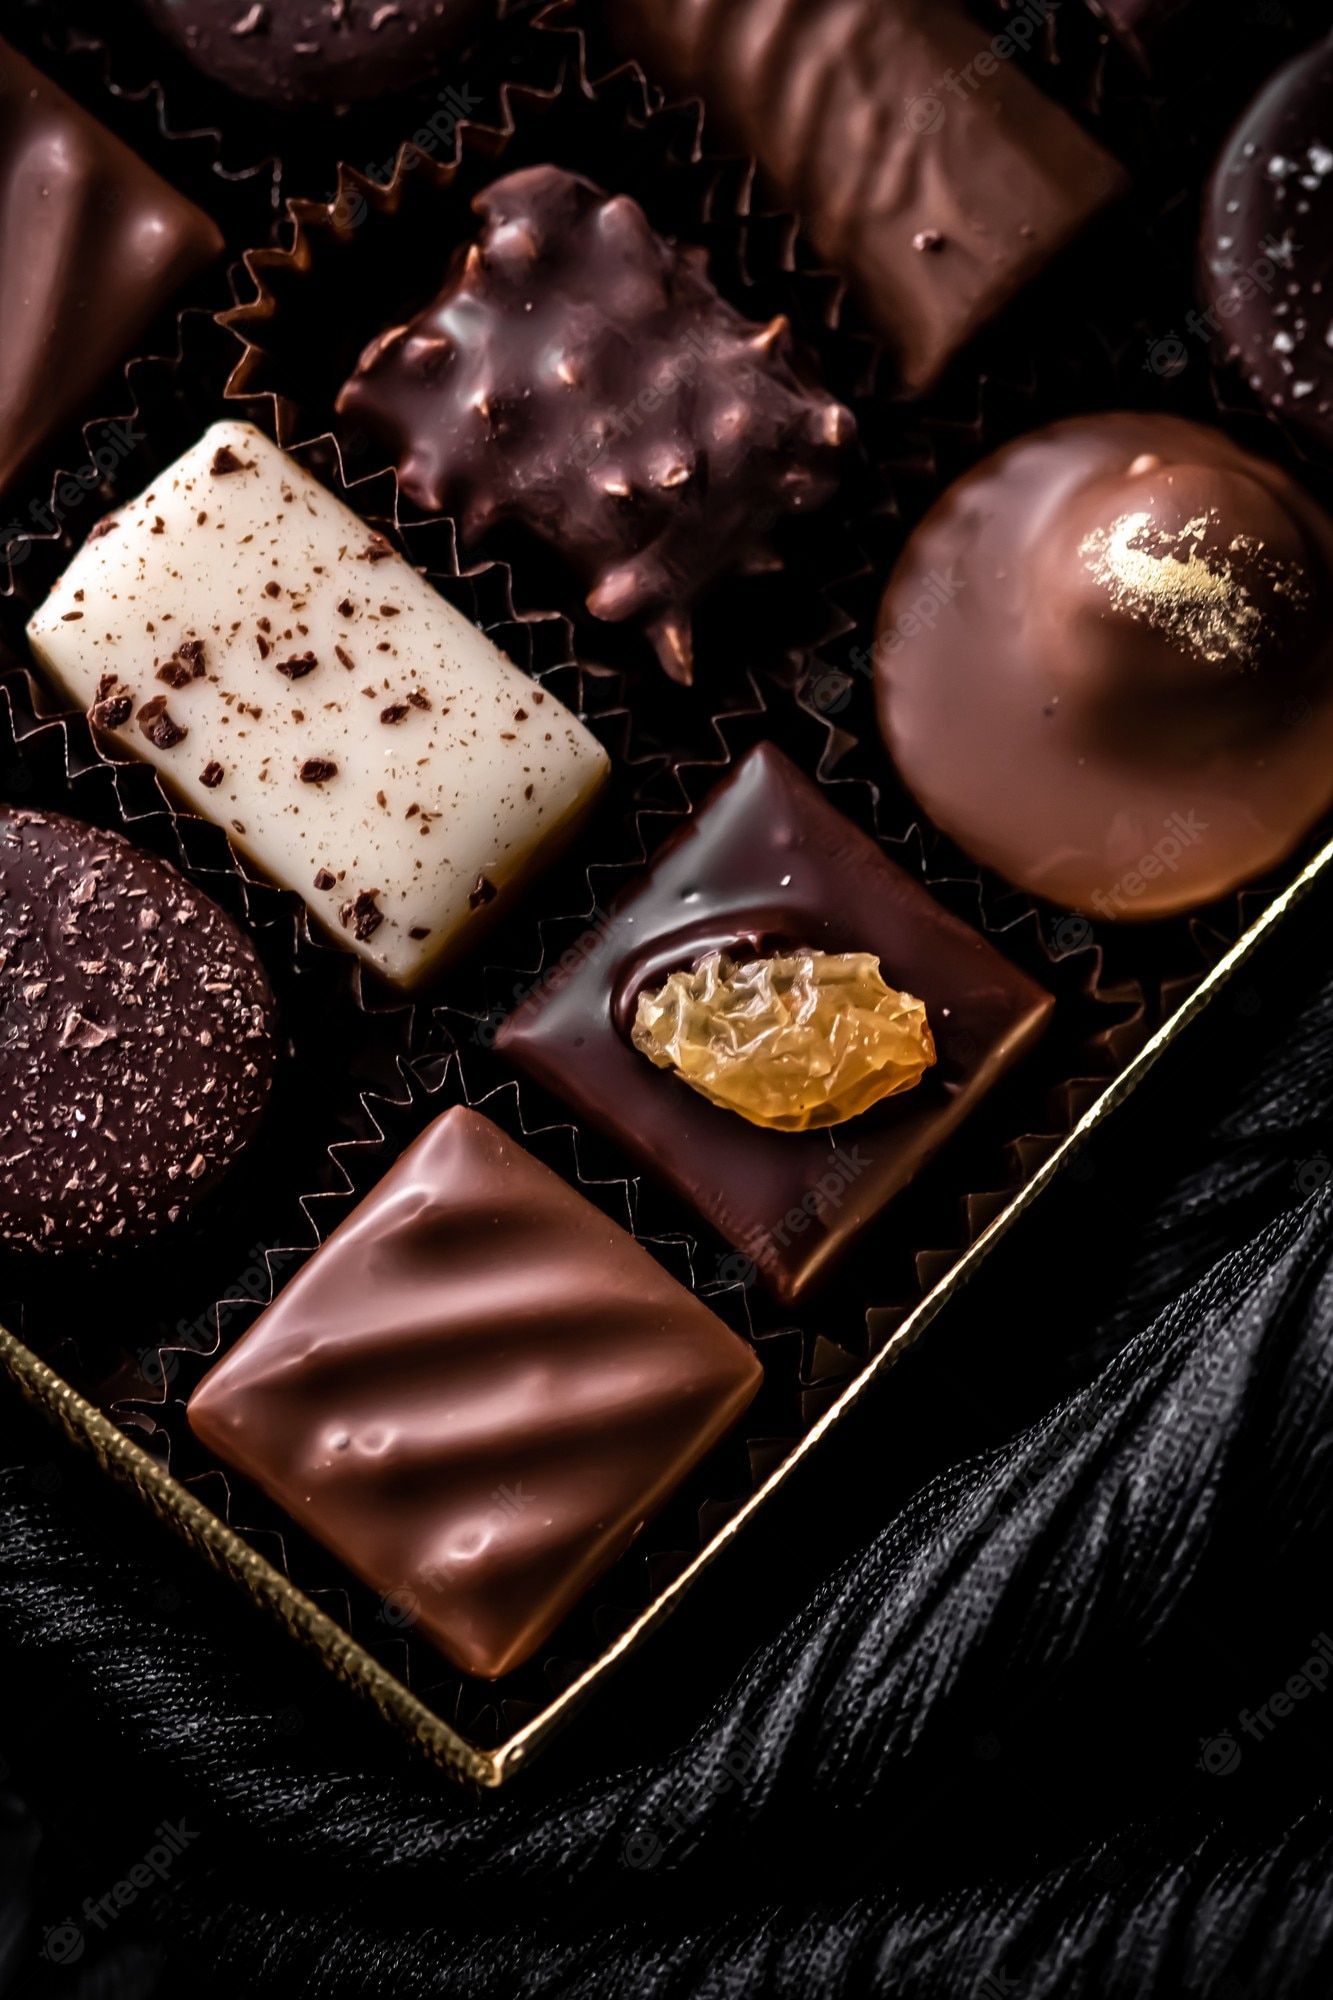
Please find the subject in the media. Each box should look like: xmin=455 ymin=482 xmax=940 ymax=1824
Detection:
xmin=1 ymin=826 xmax=1331 ymax=1996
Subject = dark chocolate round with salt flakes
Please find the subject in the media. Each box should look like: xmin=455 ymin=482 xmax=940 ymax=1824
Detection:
xmin=0 ymin=807 xmax=277 ymax=1256
xmin=1201 ymin=34 xmax=1333 ymax=456
xmin=134 ymin=0 xmax=487 ymax=108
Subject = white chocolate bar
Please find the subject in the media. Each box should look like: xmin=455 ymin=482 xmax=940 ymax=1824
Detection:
xmin=26 ymin=421 xmax=609 ymax=988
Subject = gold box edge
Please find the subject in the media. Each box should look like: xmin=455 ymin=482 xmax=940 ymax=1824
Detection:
xmin=4 ymin=832 xmax=1331 ymax=1791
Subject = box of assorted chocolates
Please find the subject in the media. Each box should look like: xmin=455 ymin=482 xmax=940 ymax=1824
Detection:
xmin=1 ymin=0 xmax=1331 ymax=1785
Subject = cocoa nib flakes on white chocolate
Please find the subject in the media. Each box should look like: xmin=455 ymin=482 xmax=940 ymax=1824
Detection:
xmin=26 ymin=421 xmax=610 ymax=989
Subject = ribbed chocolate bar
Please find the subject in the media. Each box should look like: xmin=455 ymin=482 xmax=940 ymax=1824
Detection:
xmin=188 ymin=1108 xmax=761 ymax=1679
xmin=616 ymin=0 xmax=1126 ymax=393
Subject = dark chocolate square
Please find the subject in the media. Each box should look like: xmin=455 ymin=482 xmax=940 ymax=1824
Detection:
xmin=188 ymin=1107 xmax=761 ymax=1680
xmin=497 ymin=744 xmax=1054 ymax=1303
xmin=0 ymin=40 xmax=223 ymax=497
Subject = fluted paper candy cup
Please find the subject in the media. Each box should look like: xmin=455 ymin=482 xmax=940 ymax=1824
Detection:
xmin=0 ymin=5 xmax=1329 ymax=1785
xmin=3 ymin=0 xmax=538 ymax=227
xmin=220 ymin=42 xmax=871 ymax=697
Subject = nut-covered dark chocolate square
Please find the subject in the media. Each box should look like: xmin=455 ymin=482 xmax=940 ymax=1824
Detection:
xmin=188 ymin=1107 xmax=760 ymax=1680
xmin=335 ymin=165 xmax=854 ymax=683
xmin=497 ymin=744 xmax=1054 ymax=1303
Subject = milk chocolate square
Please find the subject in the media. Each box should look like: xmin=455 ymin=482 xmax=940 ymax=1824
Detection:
xmin=0 ymin=39 xmax=222 ymax=496
xmin=497 ymin=745 xmax=1054 ymax=1303
xmin=188 ymin=1107 xmax=760 ymax=1679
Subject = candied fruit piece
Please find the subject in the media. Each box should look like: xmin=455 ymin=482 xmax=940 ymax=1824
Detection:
xmin=630 ymin=949 xmax=936 ymax=1132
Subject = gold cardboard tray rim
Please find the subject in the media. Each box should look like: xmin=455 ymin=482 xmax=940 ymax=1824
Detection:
xmin=3 ymin=830 xmax=1330 ymax=1791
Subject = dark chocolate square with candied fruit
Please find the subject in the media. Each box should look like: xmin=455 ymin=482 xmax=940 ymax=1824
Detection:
xmin=497 ymin=744 xmax=1054 ymax=1303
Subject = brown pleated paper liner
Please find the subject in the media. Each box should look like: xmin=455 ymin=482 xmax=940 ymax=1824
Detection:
xmin=0 ymin=303 xmax=642 ymax=1754
xmin=2 ymin=0 xmax=549 ymax=231
xmin=2 ymin=3 xmax=1330 ymax=1780
xmin=3 ymin=0 xmax=279 ymax=233
xmin=13 ymin=568 xmax=1138 ymax=1756
xmin=0 ymin=6 xmax=1147 ymax=1768
xmin=218 ymin=39 xmax=873 ymax=697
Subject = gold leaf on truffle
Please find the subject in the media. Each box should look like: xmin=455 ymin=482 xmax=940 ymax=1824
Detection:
xmin=1079 ymin=505 xmax=1311 ymax=669
xmin=631 ymin=949 xmax=936 ymax=1132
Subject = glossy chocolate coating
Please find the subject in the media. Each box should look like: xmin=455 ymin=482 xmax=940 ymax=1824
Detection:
xmin=614 ymin=0 xmax=1126 ymax=395
xmin=1201 ymin=35 xmax=1333 ymax=456
xmin=0 ymin=807 xmax=277 ymax=1255
xmin=876 ymin=412 xmax=1333 ymax=920
xmin=0 ymin=40 xmax=223 ymax=499
xmin=135 ymin=0 xmax=485 ymax=107
xmin=496 ymin=745 xmax=1052 ymax=1304
xmin=188 ymin=1107 xmax=760 ymax=1679
xmin=335 ymin=166 xmax=854 ymax=682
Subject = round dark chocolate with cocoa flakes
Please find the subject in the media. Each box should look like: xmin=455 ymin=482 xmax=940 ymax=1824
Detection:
xmin=0 ymin=807 xmax=277 ymax=1256
xmin=134 ymin=0 xmax=488 ymax=108
xmin=1201 ymin=35 xmax=1333 ymax=456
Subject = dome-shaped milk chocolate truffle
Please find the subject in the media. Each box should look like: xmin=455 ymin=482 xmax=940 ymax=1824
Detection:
xmin=0 ymin=807 xmax=278 ymax=1255
xmin=875 ymin=412 xmax=1333 ymax=919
